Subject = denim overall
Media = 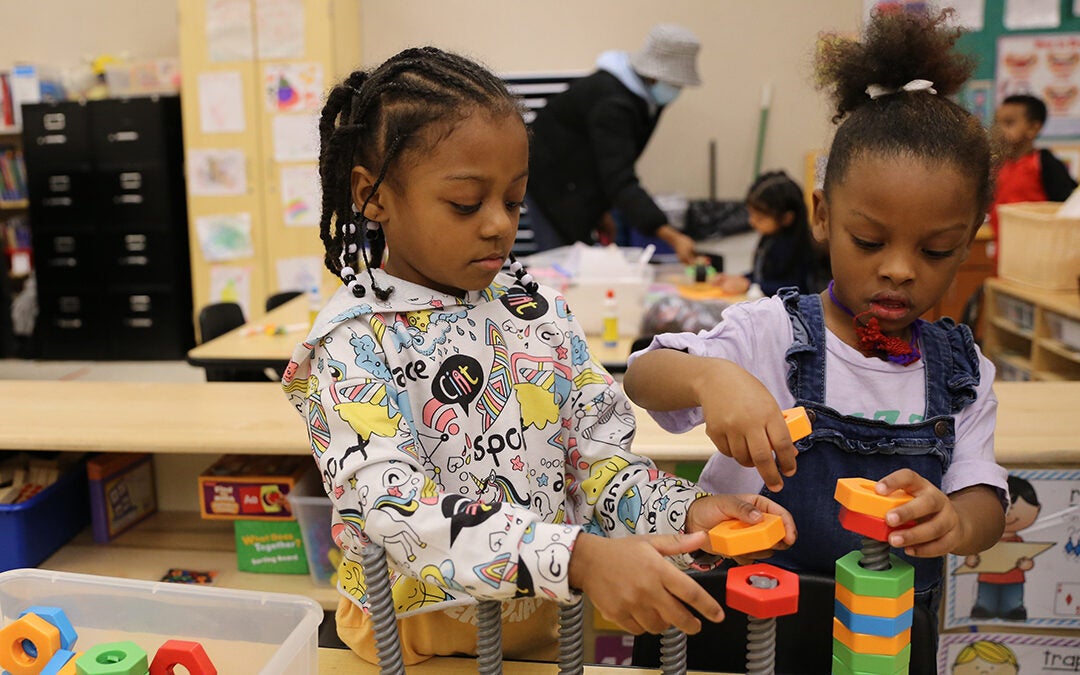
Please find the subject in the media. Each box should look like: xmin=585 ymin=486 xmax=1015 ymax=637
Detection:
xmin=766 ymin=288 xmax=980 ymax=667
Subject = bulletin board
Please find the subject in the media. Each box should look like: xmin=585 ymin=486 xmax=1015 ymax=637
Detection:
xmin=945 ymin=469 xmax=1080 ymax=630
xmin=955 ymin=0 xmax=1080 ymax=137
xmin=938 ymin=633 xmax=1080 ymax=673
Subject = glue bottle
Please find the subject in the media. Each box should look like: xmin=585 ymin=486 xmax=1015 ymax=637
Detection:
xmin=602 ymin=289 xmax=619 ymax=348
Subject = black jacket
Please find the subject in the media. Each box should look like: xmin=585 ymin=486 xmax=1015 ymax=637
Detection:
xmin=1040 ymin=148 xmax=1078 ymax=201
xmin=527 ymin=70 xmax=667 ymax=244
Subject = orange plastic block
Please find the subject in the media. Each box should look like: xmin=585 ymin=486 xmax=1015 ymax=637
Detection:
xmin=0 ymin=613 xmax=62 ymax=675
xmin=726 ymin=563 xmax=799 ymax=619
xmin=783 ymin=406 xmax=812 ymax=442
xmin=708 ymin=512 xmax=786 ymax=557
xmin=833 ymin=617 xmax=910 ymax=656
xmin=150 ymin=639 xmax=218 ymax=675
xmin=834 ymin=478 xmax=912 ymax=520
xmin=838 ymin=506 xmax=914 ymax=541
xmin=835 ymin=584 xmax=914 ymax=619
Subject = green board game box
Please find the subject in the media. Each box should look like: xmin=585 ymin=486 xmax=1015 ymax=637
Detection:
xmin=234 ymin=519 xmax=310 ymax=575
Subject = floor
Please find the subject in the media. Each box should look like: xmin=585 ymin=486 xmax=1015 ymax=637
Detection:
xmin=0 ymin=359 xmax=208 ymax=381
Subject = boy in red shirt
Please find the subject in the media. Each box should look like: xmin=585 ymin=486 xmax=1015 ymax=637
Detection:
xmin=989 ymin=94 xmax=1078 ymax=263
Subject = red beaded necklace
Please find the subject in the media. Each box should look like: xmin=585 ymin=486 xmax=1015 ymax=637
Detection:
xmin=827 ymin=281 xmax=922 ymax=366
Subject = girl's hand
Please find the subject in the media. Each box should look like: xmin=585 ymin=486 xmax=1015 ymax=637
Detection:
xmin=568 ymin=532 xmax=724 ymax=635
xmin=684 ymin=493 xmax=798 ymax=557
xmin=876 ymin=469 xmax=965 ymax=558
xmin=697 ymin=363 xmax=799 ymax=492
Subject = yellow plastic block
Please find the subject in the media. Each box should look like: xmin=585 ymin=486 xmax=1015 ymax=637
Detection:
xmin=835 ymin=585 xmax=914 ymax=618
xmin=0 ymin=613 xmax=62 ymax=675
xmin=833 ymin=617 xmax=910 ymax=656
xmin=708 ymin=512 xmax=786 ymax=557
xmin=834 ymin=478 xmax=912 ymax=519
xmin=783 ymin=406 xmax=812 ymax=442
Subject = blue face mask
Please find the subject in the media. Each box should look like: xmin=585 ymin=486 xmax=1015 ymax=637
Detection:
xmin=649 ymin=81 xmax=681 ymax=106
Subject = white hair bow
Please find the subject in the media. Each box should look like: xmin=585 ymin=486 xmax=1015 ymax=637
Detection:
xmin=865 ymin=79 xmax=937 ymax=100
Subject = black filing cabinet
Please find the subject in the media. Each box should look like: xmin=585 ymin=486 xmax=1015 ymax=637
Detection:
xmin=23 ymin=97 xmax=192 ymax=359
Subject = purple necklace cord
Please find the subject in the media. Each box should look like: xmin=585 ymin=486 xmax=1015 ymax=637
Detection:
xmin=826 ymin=281 xmax=922 ymax=365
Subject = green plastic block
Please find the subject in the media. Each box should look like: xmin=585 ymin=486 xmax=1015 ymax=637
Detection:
xmin=75 ymin=640 xmax=148 ymax=675
xmin=832 ymin=653 xmax=909 ymax=675
xmin=833 ymin=637 xmax=911 ymax=673
xmin=835 ymin=551 xmax=913 ymax=598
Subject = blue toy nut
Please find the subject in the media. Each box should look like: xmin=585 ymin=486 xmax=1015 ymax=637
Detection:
xmin=834 ymin=599 xmax=913 ymax=637
xmin=40 ymin=648 xmax=78 ymax=675
xmin=19 ymin=607 xmax=78 ymax=651
xmin=75 ymin=641 xmax=148 ymax=675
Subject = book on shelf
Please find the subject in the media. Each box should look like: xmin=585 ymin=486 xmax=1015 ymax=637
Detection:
xmin=0 ymin=147 xmax=26 ymax=203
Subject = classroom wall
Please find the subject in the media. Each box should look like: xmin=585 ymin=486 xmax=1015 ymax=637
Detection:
xmin=359 ymin=0 xmax=863 ymax=200
xmin=0 ymin=0 xmax=862 ymax=200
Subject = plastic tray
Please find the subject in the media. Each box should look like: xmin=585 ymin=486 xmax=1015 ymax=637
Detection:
xmin=0 ymin=569 xmax=322 ymax=674
xmin=0 ymin=464 xmax=88 ymax=572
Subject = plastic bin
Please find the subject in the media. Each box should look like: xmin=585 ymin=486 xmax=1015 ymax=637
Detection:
xmin=1046 ymin=312 xmax=1080 ymax=351
xmin=0 ymin=464 xmax=89 ymax=572
xmin=994 ymin=293 xmax=1035 ymax=332
xmin=0 ymin=569 xmax=322 ymax=674
xmin=998 ymin=202 xmax=1080 ymax=291
xmin=290 ymin=494 xmax=336 ymax=585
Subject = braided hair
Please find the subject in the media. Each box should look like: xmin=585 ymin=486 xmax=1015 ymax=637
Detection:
xmin=318 ymin=46 xmax=537 ymax=300
xmin=815 ymin=9 xmax=994 ymax=219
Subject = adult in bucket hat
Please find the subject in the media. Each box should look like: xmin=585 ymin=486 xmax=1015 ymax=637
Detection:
xmin=525 ymin=24 xmax=704 ymax=263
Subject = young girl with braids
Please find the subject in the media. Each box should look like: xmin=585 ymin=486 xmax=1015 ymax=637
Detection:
xmin=626 ymin=9 xmax=1007 ymax=669
xmin=281 ymin=46 xmax=794 ymax=665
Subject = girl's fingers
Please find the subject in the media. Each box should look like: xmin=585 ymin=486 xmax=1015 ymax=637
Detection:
xmin=747 ymin=428 xmax=783 ymax=491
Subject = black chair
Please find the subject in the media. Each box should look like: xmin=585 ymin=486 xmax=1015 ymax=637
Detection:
xmin=632 ymin=566 xmax=937 ymax=674
xmin=197 ymin=302 xmax=273 ymax=382
xmin=266 ymin=290 xmax=304 ymax=312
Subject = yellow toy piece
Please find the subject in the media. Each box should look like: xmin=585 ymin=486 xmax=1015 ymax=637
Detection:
xmin=832 ymin=617 xmax=910 ymax=656
xmin=0 ymin=613 xmax=62 ymax=675
xmin=835 ymin=584 xmax=914 ymax=618
xmin=708 ymin=512 xmax=786 ymax=558
xmin=783 ymin=406 xmax=812 ymax=442
xmin=834 ymin=477 xmax=912 ymax=519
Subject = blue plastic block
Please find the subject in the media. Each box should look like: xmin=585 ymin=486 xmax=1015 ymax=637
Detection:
xmin=40 ymin=648 xmax=77 ymax=675
xmin=834 ymin=598 xmax=913 ymax=637
xmin=20 ymin=606 xmax=77 ymax=650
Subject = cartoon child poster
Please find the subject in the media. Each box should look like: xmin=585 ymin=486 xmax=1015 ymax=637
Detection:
xmin=945 ymin=469 xmax=1080 ymax=629
xmin=940 ymin=634 xmax=1080 ymax=674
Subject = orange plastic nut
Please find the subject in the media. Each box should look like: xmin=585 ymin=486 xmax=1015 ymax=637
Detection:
xmin=150 ymin=639 xmax=217 ymax=675
xmin=835 ymin=584 xmax=914 ymax=619
xmin=834 ymin=477 xmax=912 ymax=519
xmin=725 ymin=563 xmax=799 ymax=618
xmin=708 ymin=512 xmax=786 ymax=558
xmin=838 ymin=506 xmax=914 ymax=541
xmin=833 ymin=617 xmax=910 ymax=655
xmin=783 ymin=406 xmax=812 ymax=442
xmin=0 ymin=613 xmax=62 ymax=675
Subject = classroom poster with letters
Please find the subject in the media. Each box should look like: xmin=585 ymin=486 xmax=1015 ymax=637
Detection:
xmin=997 ymin=33 xmax=1080 ymax=137
xmin=938 ymin=633 xmax=1080 ymax=673
xmin=945 ymin=469 xmax=1080 ymax=630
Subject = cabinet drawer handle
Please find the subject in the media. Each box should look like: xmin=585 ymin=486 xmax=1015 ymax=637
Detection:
xmin=37 ymin=134 xmax=68 ymax=146
xmin=43 ymin=197 xmax=72 ymax=207
xmin=56 ymin=318 xmax=83 ymax=329
xmin=124 ymin=318 xmax=154 ymax=328
xmin=108 ymin=131 xmax=140 ymax=143
xmin=119 ymin=256 xmax=148 ymax=266
xmin=114 ymin=194 xmax=144 ymax=204
xmin=48 ymin=257 xmax=77 ymax=268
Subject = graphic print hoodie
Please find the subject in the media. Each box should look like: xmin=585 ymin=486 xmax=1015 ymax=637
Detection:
xmin=283 ymin=270 xmax=704 ymax=617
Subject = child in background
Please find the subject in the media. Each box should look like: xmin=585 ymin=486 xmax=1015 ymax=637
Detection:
xmin=712 ymin=170 xmax=822 ymax=296
xmin=625 ymin=9 xmax=1007 ymax=671
xmin=281 ymin=47 xmax=794 ymax=665
xmin=989 ymin=94 xmax=1078 ymax=256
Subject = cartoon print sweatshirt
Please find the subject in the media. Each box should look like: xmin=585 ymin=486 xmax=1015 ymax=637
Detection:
xmin=283 ymin=270 xmax=705 ymax=617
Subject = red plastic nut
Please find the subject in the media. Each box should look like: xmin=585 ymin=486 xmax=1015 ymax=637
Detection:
xmin=838 ymin=506 xmax=914 ymax=541
xmin=149 ymin=640 xmax=217 ymax=675
xmin=725 ymin=563 xmax=799 ymax=619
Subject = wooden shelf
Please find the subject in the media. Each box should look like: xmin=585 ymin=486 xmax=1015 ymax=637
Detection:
xmin=990 ymin=316 xmax=1033 ymax=340
xmin=984 ymin=277 xmax=1080 ymax=382
xmin=1039 ymin=338 xmax=1080 ymax=365
xmin=39 ymin=510 xmax=340 ymax=610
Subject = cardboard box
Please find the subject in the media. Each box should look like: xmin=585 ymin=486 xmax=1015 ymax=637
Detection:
xmin=198 ymin=455 xmax=310 ymax=521
xmin=234 ymin=519 xmax=309 ymax=575
xmin=87 ymin=453 xmax=157 ymax=543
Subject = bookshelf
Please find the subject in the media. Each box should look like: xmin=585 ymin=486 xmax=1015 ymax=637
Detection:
xmin=0 ymin=127 xmax=29 ymax=357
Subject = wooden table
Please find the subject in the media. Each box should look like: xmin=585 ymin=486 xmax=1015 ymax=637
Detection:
xmin=187 ymin=293 xmax=639 ymax=373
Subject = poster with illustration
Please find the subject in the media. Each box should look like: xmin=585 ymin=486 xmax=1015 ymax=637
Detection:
xmin=195 ymin=213 xmax=254 ymax=262
xmin=939 ymin=634 xmax=1080 ymax=674
xmin=209 ymin=265 xmax=253 ymax=318
xmin=996 ymin=33 xmax=1080 ymax=137
xmin=263 ymin=63 xmax=323 ymax=113
xmin=279 ymin=164 xmax=320 ymax=226
xmin=945 ymin=469 xmax=1080 ymax=630
xmin=275 ymin=255 xmax=322 ymax=295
